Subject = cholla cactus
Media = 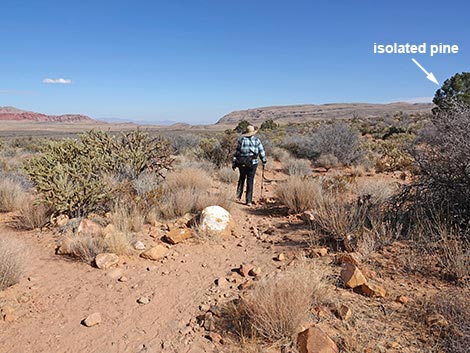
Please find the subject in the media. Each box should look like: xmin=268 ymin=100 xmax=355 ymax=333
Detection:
xmin=25 ymin=129 xmax=173 ymax=218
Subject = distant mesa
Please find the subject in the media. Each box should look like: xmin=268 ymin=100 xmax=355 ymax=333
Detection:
xmin=216 ymin=102 xmax=434 ymax=125
xmin=0 ymin=106 xmax=96 ymax=123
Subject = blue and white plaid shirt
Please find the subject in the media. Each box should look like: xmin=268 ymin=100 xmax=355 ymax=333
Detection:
xmin=233 ymin=135 xmax=267 ymax=165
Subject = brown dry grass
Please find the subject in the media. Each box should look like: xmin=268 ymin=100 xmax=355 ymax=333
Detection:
xmin=8 ymin=201 xmax=51 ymax=230
xmin=0 ymin=236 xmax=24 ymax=291
xmin=109 ymin=203 xmax=144 ymax=233
xmin=0 ymin=178 xmax=29 ymax=212
xmin=225 ymin=260 xmax=331 ymax=348
xmin=165 ymin=167 xmax=212 ymax=191
xmin=422 ymin=290 xmax=470 ymax=353
xmin=275 ymin=176 xmax=322 ymax=213
xmin=217 ymin=166 xmax=238 ymax=184
xmin=60 ymin=225 xmax=135 ymax=263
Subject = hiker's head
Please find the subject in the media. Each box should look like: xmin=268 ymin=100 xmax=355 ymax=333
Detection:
xmin=243 ymin=125 xmax=257 ymax=136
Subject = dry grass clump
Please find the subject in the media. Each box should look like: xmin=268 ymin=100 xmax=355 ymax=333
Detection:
xmin=60 ymin=234 xmax=107 ymax=263
xmin=9 ymin=202 xmax=51 ymax=230
xmin=195 ymin=189 xmax=233 ymax=212
xmin=59 ymin=226 xmax=135 ymax=263
xmin=165 ymin=167 xmax=212 ymax=191
xmin=217 ymin=166 xmax=238 ymax=184
xmin=283 ymin=158 xmax=312 ymax=176
xmin=0 ymin=177 xmax=29 ymax=212
xmin=275 ymin=176 xmax=322 ymax=213
xmin=423 ymin=290 xmax=470 ymax=353
xmin=416 ymin=219 xmax=470 ymax=287
xmin=157 ymin=167 xmax=231 ymax=220
xmin=0 ymin=236 xmax=24 ymax=291
xmin=109 ymin=203 xmax=144 ymax=233
xmin=270 ymin=147 xmax=291 ymax=163
xmin=226 ymin=260 xmax=331 ymax=348
xmin=315 ymin=153 xmax=340 ymax=171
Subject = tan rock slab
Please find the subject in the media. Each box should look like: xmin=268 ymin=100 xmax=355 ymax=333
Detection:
xmin=83 ymin=312 xmax=102 ymax=327
xmin=297 ymin=325 xmax=339 ymax=353
xmin=140 ymin=244 xmax=168 ymax=261
xmin=164 ymin=228 xmax=194 ymax=245
xmin=340 ymin=263 xmax=367 ymax=289
xmin=95 ymin=253 xmax=119 ymax=270
xmin=77 ymin=218 xmax=103 ymax=237
xmin=357 ymin=283 xmax=386 ymax=298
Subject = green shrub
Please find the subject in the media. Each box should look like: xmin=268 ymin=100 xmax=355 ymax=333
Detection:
xmin=25 ymin=130 xmax=172 ymax=218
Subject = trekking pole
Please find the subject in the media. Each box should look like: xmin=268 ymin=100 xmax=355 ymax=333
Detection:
xmin=260 ymin=163 xmax=265 ymax=200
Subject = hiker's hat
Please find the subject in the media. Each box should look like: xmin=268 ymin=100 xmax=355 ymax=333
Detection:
xmin=243 ymin=125 xmax=257 ymax=136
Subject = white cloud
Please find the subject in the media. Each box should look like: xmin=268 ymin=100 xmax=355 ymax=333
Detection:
xmin=43 ymin=78 xmax=72 ymax=84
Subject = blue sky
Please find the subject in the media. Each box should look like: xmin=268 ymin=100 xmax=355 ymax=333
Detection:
xmin=1 ymin=0 xmax=469 ymax=123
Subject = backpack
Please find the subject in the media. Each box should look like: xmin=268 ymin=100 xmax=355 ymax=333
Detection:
xmin=235 ymin=154 xmax=254 ymax=167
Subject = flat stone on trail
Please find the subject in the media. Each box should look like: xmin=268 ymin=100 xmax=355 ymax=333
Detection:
xmin=133 ymin=240 xmax=146 ymax=250
xmin=95 ymin=253 xmax=119 ymax=270
xmin=106 ymin=267 xmax=124 ymax=280
xmin=239 ymin=263 xmax=254 ymax=277
xmin=140 ymin=244 xmax=168 ymax=261
xmin=163 ymin=228 xmax=194 ymax=245
xmin=83 ymin=312 xmax=102 ymax=327
xmin=137 ymin=297 xmax=150 ymax=305
xmin=276 ymin=253 xmax=286 ymax=261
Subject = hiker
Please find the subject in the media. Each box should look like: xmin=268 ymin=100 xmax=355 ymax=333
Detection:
xmin=232 ymin=125 xmax=267 ymax=206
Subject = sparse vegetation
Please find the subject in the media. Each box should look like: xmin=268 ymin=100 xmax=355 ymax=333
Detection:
xmin=275 ymin=176 xmax=322 ymax=213
xmin=0 ymin=177 xmax=28 ymax=212
xmin=0 ymin=236 xmax=24 ymax=291
xmin=283 ymin=158 xmax=311 ymax=176
xmin=224 ymin=260 xmax=331 ymax=348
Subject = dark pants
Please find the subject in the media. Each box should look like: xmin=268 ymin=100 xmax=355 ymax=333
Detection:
xmin=236 ymin=163 xmax=258 ymax=204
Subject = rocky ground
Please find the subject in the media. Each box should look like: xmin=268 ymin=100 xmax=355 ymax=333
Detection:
xmin=0 ymin=166 xmax=459 ymax=353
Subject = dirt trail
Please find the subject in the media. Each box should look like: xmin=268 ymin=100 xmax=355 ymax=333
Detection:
xmin=0 ymin=174 xmax=284 ymax=353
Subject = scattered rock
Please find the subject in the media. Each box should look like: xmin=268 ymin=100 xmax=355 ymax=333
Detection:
xmin=140 ymin=244 xmax=168 ymax=261
xmin=94 ymin=253 xmax=119 ymax=270
xmin=276 ymin=253 xmax=286 ymax=261
xmin=56 ymin=214 xmax=70 ymax=227
xmin=163 ymin=228 xmax=194 ymax=245
xmin=133 ymin=240 xmax=146 ymax=251
xmin=107 ymin=267 xmax=124 ymax=280
xmin=83 ymin=312 xmax=102 ymax=327
xmin=199 ymin=304 xmax=210 ymax=312
xmin=426 ymin=314 xmax=449 ymax=329
xmin=396 ymin=295 xmax=411 ymax=304
xmin=238 ymin=280 xmax=252 ymax=290
xmin=77 ymin=218 xmax=103 ymax=237
xmin=239 ymin=264 xmax=254 ymax=277
xmin=335 ymin=304 xmax=352 ymax=321
xmin=199 ymin=206 xmax=235 ymax=239
xmin=300 ymin=210 xmax=316 ymax=223
xmin=137 ymin=297 xmax=150 ymax=305
xmin=205 ymin=332 xmax=223 ymax=344
xmin=337 ymin=252 xmax=361 ymax=267
xmin=357 ymin=283 xmax=386 ymax=298
xmin=202 ymin=312 xmax=216 ymax=331
xmin=118 ymin=276 xmax=128 ymax=282
xmin=297 ymin=325 xmax=339 ymax=353
xmin=215 ymin=277 xmax=229 ymax=288
xmin=249 ymin=267 xmax=261 ymax=277
xmin=340 ymin=263 xmax=367 ymax=289
xmin=3 ymin=313 xmax=16 ymax=322
xmin=309 ymin=248 xmax=328 ymax=258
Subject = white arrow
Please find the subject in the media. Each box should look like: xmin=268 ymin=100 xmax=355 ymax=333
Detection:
xmin=411 ymin=58 xmax=439 ymax=85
